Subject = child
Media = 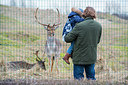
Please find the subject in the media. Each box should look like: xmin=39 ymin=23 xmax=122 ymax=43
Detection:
xmin=62 ymin=7 xmax=84 ymax=64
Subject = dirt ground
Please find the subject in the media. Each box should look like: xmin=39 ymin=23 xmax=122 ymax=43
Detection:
xmin=0 ymin=78 xmax=128 ymax=85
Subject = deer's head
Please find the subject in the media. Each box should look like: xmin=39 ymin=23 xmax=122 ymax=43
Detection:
xmin=34 ymin=8 xmax=61 ymax=37
xmin=34 ymin=50 xmax=46 ymax=70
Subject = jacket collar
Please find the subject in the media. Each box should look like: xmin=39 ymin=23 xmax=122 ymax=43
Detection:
xmin=84 ymin=17 xmax=93 ymax=20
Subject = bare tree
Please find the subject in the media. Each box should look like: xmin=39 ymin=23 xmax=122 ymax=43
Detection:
xmin=105 ymin=1 xmax=121 ymax=14
xmin=29 ymin=0 xmax=33 ymax=8
xmin=10 ymin=0 xmax=16 ymax=7
xmin=111 ymin=2 xmax=121 ymax=14
xmin=105 ymin=2 xmax=111 ymax=14
xmin=21 ymin=0 xmax=26 ymax=8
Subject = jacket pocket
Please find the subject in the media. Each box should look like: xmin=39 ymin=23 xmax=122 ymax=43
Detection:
xmin=89 ymin=45 xmax=97 ymax=62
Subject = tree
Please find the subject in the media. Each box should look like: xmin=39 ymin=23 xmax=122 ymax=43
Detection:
xmin=10 ymin=0 xmax=16 ymax=7
xmin=105 ymin=2 xmax=111 ymax=14
xmin=21 ymin=0 xmax=26 ymax=8
xmin=105 ymin=1 xmax=121 ymax=14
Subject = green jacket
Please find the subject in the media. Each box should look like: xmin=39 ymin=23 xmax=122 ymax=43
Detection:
xmin=64 ymin=17 xmax=102 ymax=65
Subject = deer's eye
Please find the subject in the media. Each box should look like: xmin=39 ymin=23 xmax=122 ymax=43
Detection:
xmin=47 ymin=29 xmax=50 ymax=31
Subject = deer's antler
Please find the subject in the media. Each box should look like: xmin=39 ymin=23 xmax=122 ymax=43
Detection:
xmin=34 ymin=8 xmax=49 ymax=26
xmin=53 ymin=8 xmax=61 ymax=26
xmin=34 ymin=50 xmax=42 ymax=62
xmin=35 ymin=8 xmax=61 ymax=27
xmin=34 ymin=50 xmax=46 ymax=70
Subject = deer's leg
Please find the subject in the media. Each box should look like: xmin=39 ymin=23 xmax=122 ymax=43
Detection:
xmin=51 ymin=56 xmax=54 ymax=72
xmin=56 ymin=57 xmax=59 ymax=73
xmin=48 ymin=57 xmax=51 ymax=72
xmin=48 ymin=57 xmax=50 ymax=66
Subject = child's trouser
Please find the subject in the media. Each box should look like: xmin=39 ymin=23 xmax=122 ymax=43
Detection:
xmin=67 ymin=41 xmax=74 ymax=54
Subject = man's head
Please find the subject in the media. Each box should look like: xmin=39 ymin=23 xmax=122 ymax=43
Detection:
xmin=82 ymin=6 xmax=96 ymax=19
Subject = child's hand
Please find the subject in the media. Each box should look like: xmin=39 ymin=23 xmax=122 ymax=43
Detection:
xmin=71 ymin=7 xmax=83 ymax=17
xmin=71 ymin=7 xmax=78 ymax=12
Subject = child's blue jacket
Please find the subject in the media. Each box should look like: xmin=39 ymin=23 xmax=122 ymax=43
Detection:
xmin=62 ymin=11 xmax=84 ymax=36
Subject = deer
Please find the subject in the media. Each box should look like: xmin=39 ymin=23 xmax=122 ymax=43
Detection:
xmin=0 ymin=51 xmax=46 ymax=71
xmin=34 ymin=8 xmax=62 ymax=73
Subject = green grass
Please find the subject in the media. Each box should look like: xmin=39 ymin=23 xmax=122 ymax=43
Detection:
xmin=126 ymin=76 xmax=128 ymax=80
xmin=0 ymin=5 xmax=8 ymax=7
xmin=0 ymin=35 xmax=23 ymax=48
xmin=0 ymin=31 xmax=40 ymax=43
xmin=26 ymin=56 xmax=37 ymax=63
xmin=108 ymin=61 xmax=124 ymax=71
xmin=0 ymin=14 xmax=20 ymax=24
xmin=113 ymin=46 xmax=128 ymax=51
xmin=112 ymin=46 xmax=128 ymax=57
xmin=0 ymin=30 xmax=40 ymax=58
xmin=115 ymin=34 xmax=128 ymax=45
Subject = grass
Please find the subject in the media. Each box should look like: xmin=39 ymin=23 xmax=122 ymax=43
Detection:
xmin=97 ymin=12 xmax=128 ymax=24
xmin=0 ymin=14 xmax=20 ymax=24
xmin=108 ymin=61 xmax=124 ymax=71
xmin=114 ymin=27 xmax=128 ymax=44
xmin=113 ymin=46 xmax=128 ymax=51
xmin=0 ymin=5 xmax=8 ymax=7
xmin=0 ymin=31 xmax=40 ymax=43
xmin=0 ymin=35 xmax=23 ymax=48
xmin=126 ymin=76 xmax=128 ymax=80
xmin=112 ymin=46 xmax=128 ymax=57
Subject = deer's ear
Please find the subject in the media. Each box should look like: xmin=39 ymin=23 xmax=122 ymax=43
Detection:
xmin=43 ymin=59 xmax=45 ymax=62
xmin=55 ymin=26 xmax=59 ymax=30
xmin=44 ymin=26 xmax=47 ymax=30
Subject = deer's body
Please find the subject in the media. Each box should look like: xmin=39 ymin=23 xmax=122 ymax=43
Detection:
xmin=45 ymin=37 xmax=62 ymax=58
xmin=7 ymin=61 xmax=36 ymax=71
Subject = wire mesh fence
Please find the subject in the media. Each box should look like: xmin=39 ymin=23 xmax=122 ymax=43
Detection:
xmin=0 ymin=0 xmax=128 ymax=84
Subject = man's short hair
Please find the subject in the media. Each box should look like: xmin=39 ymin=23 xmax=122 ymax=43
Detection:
xmin=83 ymin=7 xmax=96 ymax=19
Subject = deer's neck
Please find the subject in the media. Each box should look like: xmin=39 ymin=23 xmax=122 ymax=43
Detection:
xmin=47 ymin=36 xmax=56 ymax=41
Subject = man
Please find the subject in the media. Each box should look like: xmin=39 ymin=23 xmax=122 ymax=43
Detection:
xmin=64 ymin=7 xmax=102 ymax=80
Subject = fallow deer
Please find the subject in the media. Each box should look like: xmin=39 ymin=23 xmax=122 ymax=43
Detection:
xmin=34 ymin=8 xmax=62 ymax=73
xmin=0 ymin=51 xmax=46 ymax=71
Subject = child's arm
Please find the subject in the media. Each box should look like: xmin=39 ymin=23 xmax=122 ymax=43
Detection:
xmin=72 ymin=15 xmax=84 ymax=23
xmin=71 ymin=7 xmax=83 ymax=17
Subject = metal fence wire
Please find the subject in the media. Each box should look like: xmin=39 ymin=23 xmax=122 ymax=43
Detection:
xmin=0 ymin=0 xmax=128 ymax=84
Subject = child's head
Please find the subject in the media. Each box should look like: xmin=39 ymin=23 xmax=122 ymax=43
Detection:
xmin=71 ymin=7 xmax=84 ymax=17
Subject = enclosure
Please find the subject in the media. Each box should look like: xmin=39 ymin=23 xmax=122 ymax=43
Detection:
xmin=0 ymin=0 xmax=128 ymax=85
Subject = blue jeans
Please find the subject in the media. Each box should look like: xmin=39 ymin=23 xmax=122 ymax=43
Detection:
xmin=73 ymin=64 xmax=96 ymax=80
xmin=67 ymin=41 xmax=74 ymax=54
